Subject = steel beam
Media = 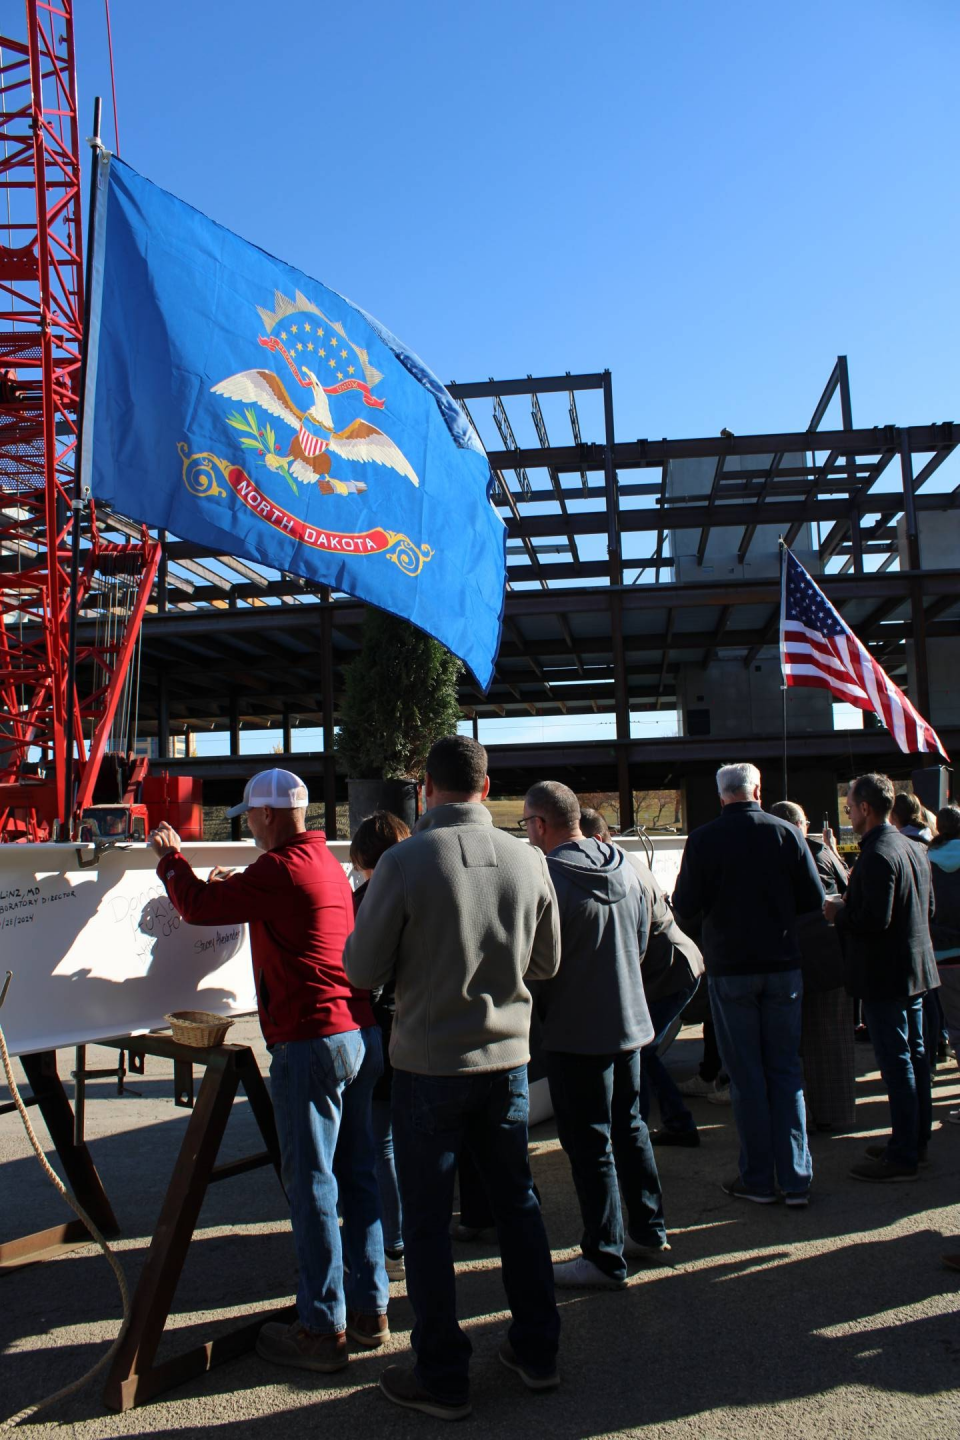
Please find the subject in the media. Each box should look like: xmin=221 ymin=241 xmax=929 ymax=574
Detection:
xmin=900 ymin=438 xmax=931 ymax=722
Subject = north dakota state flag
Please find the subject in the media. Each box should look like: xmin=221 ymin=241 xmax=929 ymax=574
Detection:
xmin=82 ymin=157 xmax=505 ymax=689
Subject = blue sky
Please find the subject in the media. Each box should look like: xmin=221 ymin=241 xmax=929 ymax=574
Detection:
xmin=71 ymin=1 xmax=958 ymax=755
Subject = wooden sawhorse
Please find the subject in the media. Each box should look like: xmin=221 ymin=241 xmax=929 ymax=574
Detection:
xmin=101 ymin=1034 xmax=294 ymax=1411
xmin=0 ymin=1048 xmax=120 ymax=1271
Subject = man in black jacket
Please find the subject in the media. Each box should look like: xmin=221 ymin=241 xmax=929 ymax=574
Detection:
xmin=824 ymin=772 xmax=938 ymax=1181
xmin=673 ymin=763 xmax=824 ymax=1206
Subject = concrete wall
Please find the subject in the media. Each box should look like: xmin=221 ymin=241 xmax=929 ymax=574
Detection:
xmin=898 ymin=511 xmax=960 ymax=729
xmin=677 ymin=654 xmax=833 ymax=740
xmin=681 ymin=766 xmax=840 ymax=834
xmin=667 ymin=454 xmax=821 ymax=584
xmin=667 ymin=456 xmax=833 ymax=741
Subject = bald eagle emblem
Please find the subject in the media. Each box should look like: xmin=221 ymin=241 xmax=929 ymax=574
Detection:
xmin=211 ymin=297 xmax=418 ymax=498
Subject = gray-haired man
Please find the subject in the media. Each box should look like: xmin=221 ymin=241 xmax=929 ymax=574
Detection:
xmin=673 ymin=763 xmax=824 ymax=1206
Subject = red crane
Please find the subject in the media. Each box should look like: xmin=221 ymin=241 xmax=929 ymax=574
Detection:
xmin=0 ymin=1 xmax=158 ymax=840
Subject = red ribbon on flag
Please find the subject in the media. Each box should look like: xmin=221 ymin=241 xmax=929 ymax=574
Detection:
xmin=225 ymin=466 xmax=393 ymax=556
xmin=258 ymin=334 xmax=385 ymax=408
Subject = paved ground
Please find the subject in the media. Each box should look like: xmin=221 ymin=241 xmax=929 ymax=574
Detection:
xmin=2 ymin=1019 xmax=959 ymax=1438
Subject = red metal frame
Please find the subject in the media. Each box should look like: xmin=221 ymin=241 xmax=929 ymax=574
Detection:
xmin=0 ymin=2 xmax=158 ymax=839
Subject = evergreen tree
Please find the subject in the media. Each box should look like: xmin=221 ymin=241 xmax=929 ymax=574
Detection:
xmin=335 ymin=608 xmax=463 ymax=780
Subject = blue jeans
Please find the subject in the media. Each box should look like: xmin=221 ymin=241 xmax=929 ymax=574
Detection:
xmin=640 ymin=979 xmax=700 ymax=1133
xmin=545 ymin=1048 xmax=666 ymax=1281
xmin=270 ymin=1026 xmax=388 ymax=1334
xmin=371 ymin=1097 xmax=403 ymax=1251
xmin=392 ymin=1066 xmax=559 ymax=1404
xmin=861 ymin=995 xmax=932 ymax=1169
xmin=709 ymin=970 xmax=812 ymax=1197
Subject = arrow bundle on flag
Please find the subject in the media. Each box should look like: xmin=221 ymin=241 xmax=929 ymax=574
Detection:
xmin=780 ymin=546 xmax=948 ymax=760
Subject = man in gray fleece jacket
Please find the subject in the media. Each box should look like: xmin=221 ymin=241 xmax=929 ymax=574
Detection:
xmin=525 ymin=781 xmax=667 ymax=1291
xmin=344 ymin=736 xmax=561 ymax=1420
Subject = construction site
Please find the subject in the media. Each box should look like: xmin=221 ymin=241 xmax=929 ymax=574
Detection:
xmin=1 ymin=3 xmax=959 ymax=1438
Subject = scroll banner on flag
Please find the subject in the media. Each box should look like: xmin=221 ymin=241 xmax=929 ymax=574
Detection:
xmin=780 ymin=546 xmax=948 ymax=759
xmin=82 ymin=157 xmax=505 ymax=689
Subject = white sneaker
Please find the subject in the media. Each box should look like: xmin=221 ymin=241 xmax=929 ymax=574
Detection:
xmin=623 ymin=1235 xmax=672 ymax=1260
xmin=707 ymin=1084 xmax=732 ymax=1106
xmin=385 ymin=1252 xmax=406 ymax=1281
xmin=552 ymin=1255 xmax=626 ymax=1290
xmin=676 ymin=1074 xmax=717 ymax=1097
xmin=948 ymin=1109 xmax=960 ymax=1126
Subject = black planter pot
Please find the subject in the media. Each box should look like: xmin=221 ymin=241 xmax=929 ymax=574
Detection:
xmin=347 ymin=778 xmax=419 ymax=837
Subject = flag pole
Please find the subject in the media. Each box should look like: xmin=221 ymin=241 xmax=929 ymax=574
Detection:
xmin=63 ymin=98 xmax=104 ymax=837
xmin=779 ymin=536 xmax=788 ymax=801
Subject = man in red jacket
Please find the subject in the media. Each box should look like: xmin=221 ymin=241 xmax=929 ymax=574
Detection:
xmin=150 ymin=767 xmax=388 ymax=1374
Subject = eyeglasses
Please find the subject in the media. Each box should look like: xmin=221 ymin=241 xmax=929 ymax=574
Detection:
xmin=520 ymin=814 xmax=546 ymax=828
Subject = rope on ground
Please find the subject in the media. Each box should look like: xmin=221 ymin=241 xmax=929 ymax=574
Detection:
xmin=0 ymin=972 xmax=131 ymax=1429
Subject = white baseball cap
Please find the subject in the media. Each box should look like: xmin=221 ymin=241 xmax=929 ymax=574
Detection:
xmin=226 ymin=768 xmax=309 ymax=818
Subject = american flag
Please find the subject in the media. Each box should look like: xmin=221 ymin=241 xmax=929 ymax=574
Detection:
xmin=780 ymin=546 xmax=948 ymax=759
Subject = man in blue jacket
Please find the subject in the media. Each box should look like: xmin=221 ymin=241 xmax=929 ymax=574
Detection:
xmin=673 ymin=763 xmax=824 ymax=1207
xmin=524 ymin=780 xmax=667 ymax=1290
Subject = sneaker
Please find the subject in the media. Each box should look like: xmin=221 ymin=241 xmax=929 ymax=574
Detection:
xmin=650 ymin=1128 xmax=700 ymax=1148
xmin=379 ymin=1364 xmax=472 ymax=1420
xmin=346 ymin=1309 xmax=389 ymax=1348
xmin=385 ymin=1249 xmax=406 ymax=1282
xmin=948 ymin=1109 xmax=960 ymax=1126
xmin=849 ymin=1158 xmax=918 ymax=1183
xmin=451 ymin=1223 xmax=494 ymax=1242
xmin=707 ymin=1084 xmax=733 ymax=1106
xmin=256 ymin=1320 xmax=348 ymax=1373
xmin=864 ymin=1143 xmax=931 ymax=1168
xmin=676 ymin=1074 xmax=718 ymax=1097
xmin=721 ymin=1176 xmax=777 ymax=1204
xmin=784 ymin=1192 xmax=811 ymax=1209
xmin=552 ymin=1255 xmax=627 ymax=1289
xmin=623 ymin=1234 xmax=672 ymax=1260
xmin=498 ymin=1341 xmax=560 ymax=1391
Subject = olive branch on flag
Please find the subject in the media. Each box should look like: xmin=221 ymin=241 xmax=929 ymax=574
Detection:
xmin=225 ymin=408 xmax=298 ymax=494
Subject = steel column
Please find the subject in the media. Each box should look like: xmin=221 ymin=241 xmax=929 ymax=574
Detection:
xmin=320 ymin=588 xmax=337 ymax=836
xmin=157 ymin=670 xmax=169 ymax=761
xmin=900 ymin=437 xmax=931 ymax=723
xmin=229 ymin=696 xmax=241 ymax=839
xmin=602 ymin=371 xmax=632 ymax=829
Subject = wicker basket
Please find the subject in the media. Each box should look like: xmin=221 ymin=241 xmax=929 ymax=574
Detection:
xmin=163 ymin=1009 xmax=235 ymax=1048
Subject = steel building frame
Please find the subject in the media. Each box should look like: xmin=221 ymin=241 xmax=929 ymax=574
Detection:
xmin=3 ymin=337 xmax=959 ymax=832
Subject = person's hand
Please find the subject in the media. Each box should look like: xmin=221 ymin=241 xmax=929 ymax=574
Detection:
xmin=208 ymin=865 xmax=236 ymax=883
xmin=149 ymin=821 xmax=181 ymax=859
xmin=823 ymin=894 xmax=845 ymax=925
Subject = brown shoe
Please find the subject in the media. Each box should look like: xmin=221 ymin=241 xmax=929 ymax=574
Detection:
xmin=849 ymin=1158 xmax=918 ymax=1183
xmin=346 ymin=1309 xmax=389 ymax=1348
xmin=379 ymin=1365 xmax=472 ymax=1420
xmin=256 ymin=1320 xmax=348 ymax=1373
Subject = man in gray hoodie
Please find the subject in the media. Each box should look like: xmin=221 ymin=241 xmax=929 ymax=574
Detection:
xmin=525 ymin=781 xmax=667 ymax=1290
xmin=345 ymin=736 xmax=561 ymax=1420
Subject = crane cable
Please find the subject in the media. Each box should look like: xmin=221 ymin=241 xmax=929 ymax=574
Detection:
xmin=0 ymin=972 xmax=131 ymax=1429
